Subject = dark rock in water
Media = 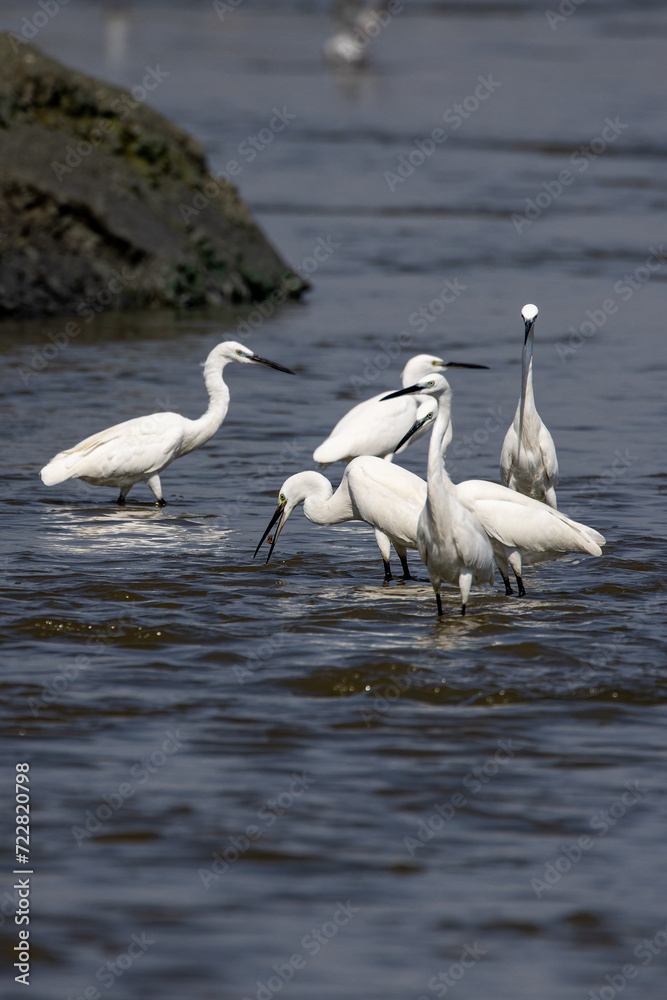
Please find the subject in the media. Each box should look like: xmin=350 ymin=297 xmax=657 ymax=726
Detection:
xmin=0 ymin=32 xmax=307 ymax=319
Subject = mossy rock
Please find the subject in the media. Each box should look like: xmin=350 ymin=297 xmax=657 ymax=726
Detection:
xmin=0 ymin=32 xmax=307 ymax=319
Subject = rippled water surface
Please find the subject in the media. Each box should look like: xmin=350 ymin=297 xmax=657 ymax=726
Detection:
xmin=1 ymin=2 xmax=666 ymax=998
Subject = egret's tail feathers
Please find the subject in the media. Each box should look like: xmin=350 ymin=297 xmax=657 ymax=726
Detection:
xmin=40 ymin=458 xmax=73 ymax=485
xmin=313 ymin=441 xmax=344 ymax=465
xmin=568 ymin=520 xmax=605 ymax=555
xmin=581 ymin=526 xmax=606 ymax=548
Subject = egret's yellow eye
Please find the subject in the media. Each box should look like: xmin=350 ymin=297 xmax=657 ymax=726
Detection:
xmin=279 ymin=493 xmax=286 ymax=503
xmin=236 ymin=349 xmax=243 ymax=356
xmin=431 ymin=360 xmax=439 ymax=366
xmin=428 ymin=380 xmax=435 ymax=387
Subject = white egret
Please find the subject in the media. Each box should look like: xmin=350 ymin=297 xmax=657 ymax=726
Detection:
xmin=500 ymin=303 xmax=559 ymax=507
xmin=392 ymin=375 xmax=605 ymax=599
xmin=40 ymin=341 xmax=294 ymax=505
xmin=383 ymin=377 xmax=495 ymax=616
xmin=323 ymin=2 xmax=385 ymax=66
xmin=313 ymin=354 xmax=487 ymax=580
xmin=254 ymin=457 xmax=427 ymax=582
xmin=313 ymin=355 xmax=487 ymax=465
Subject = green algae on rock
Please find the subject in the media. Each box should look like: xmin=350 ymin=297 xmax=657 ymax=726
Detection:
xmin=0 ymin=32 xmax=307 ymax=319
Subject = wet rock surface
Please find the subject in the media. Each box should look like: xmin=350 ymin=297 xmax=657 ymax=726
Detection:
xmin=0 ymin=32 xmax=305 ymax=319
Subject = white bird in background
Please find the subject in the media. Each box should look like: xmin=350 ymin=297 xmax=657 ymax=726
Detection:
xmin=323 ymin=1 xmax=387 ymax=66
xmin=394 ymin=375 xmax=605 ymax=598
xmin=40 ymin=341 xmax=294 ymax=506
xmin=254 ymin=457 xmax=427 ymax=582
xmin=383 ymin=376 xmax=495 ymax=616
xmin=313 ymin=354 xmax=487 ymax=579
xmin=500 ymin=303 xmax=559 ymax=507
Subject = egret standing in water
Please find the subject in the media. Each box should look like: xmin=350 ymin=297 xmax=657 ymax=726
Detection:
xmin=395 ymin=377 xmax=605 ymax=599
xmin=500 ymin=304 xmax=559 ymax=507
xmin=314 ymin=354 xmax=487 ymax=465
xmin=40 ymin=341 xmax=294 ymax=505
xmin=313 ymin=354 xmax=487 ymax=579
xmin=254 ymin=456 xmax=426 ymax=582
xmin=383 ymin=377 xmax=495 ymax=616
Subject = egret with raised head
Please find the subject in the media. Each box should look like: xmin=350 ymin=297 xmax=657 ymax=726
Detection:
xmin=383 ymin=377 xmax=495 ymax=616
xmin=40 ymin=341 xmax=294 ymax=505
xmin=394 ymin=375 xmax=605 ymax=599
xmin=500 ymin=304 xmax=559 ymax=507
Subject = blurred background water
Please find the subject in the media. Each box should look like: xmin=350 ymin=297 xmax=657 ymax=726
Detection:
xmin=1 ymin=2 xmax=666 ymax=998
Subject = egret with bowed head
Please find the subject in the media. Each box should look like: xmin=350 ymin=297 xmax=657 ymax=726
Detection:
xmin=254 ymin=456 xmax=427 ymax=582
xmin=40 ymin=341 xmax=294 ymax=505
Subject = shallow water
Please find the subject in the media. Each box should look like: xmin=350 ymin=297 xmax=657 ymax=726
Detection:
xmin=1 ymin=2 xmax=666 ymax=998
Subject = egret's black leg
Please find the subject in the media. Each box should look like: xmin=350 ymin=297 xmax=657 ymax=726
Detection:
xmin=461 ymin=603 xmax=467 ymax=616
xmin=436 ymin=593 xmax=443 ymax=616
xmin=382 ymin=560 xmax=393 ymax=584
xmin=399 ymin=553 xmax=417 ymax=581
xmin=501 ymin=573 xmax=514 ymax=596
xmin=117 ymin=493 xmax=126 ymax=506
xmin=156 ymin=498 xmax=167 ymax=508
xmin=514 ymin=571 xmax=526 ymax=597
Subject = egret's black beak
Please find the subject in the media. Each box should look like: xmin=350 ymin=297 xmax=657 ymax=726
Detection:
xmin=254 ymin=498 xmax=287 ymax=563
xmin=381 ymin=383 xmax=423 ymax=401
xmin=250 ymin=354 xmax=295 ymax=374
xmin=439 ymin=361 xmax=489 ymax=371
xmin=394 ymin=410 xmax=435 ymax=453
xmin=523 ymin=319 xmax=535 ymax=346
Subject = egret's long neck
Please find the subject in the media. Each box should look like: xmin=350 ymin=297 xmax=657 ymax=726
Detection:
xmin=181 ymin=356 xmax=231 ymax=454
xmin=439 ymin=420 xmax=456 ymax=491
xmin=426 ymin=393 xmax=455 ymax=506
xmin=303 ymin=479 xmax=353 ymax=525
xmin=520 ymin=340 xmax=535 ymax=413
xmin=517 ymin=336 xmax=537 ymax=451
